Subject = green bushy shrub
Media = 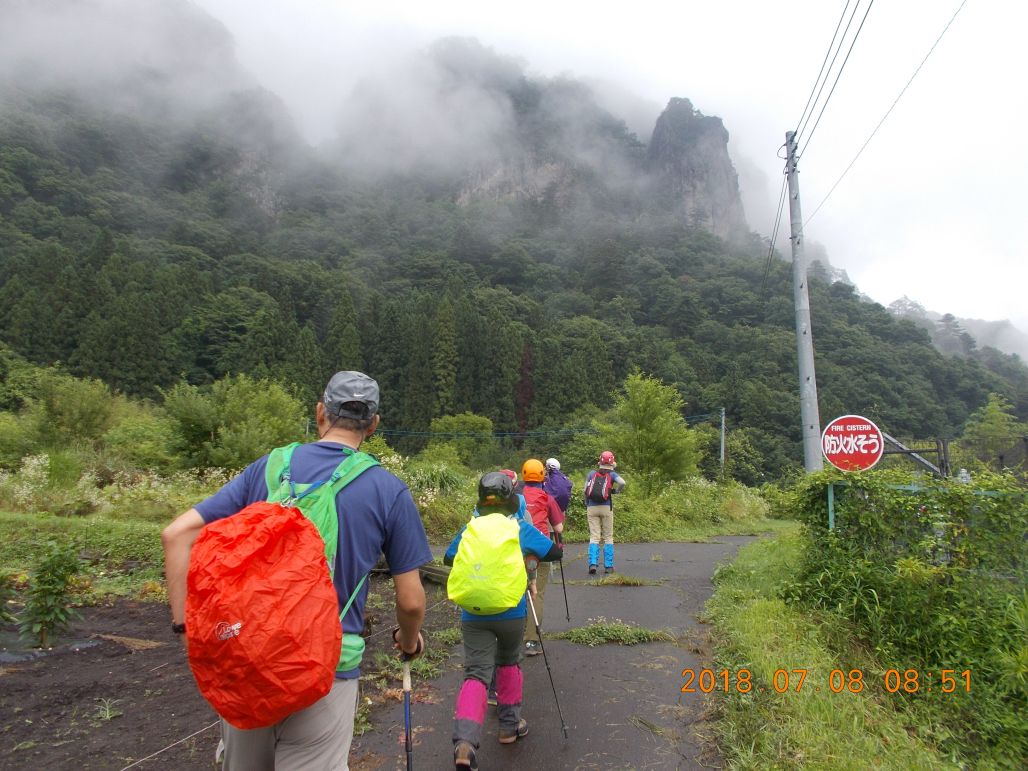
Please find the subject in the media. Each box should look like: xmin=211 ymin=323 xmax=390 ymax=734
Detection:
xmin=163 ymin=374 xmax=304 ymax=469
xmin=0 ymin=412 xmax=36 ymax=468
xmin=790 ymin=469 xmax=1027 ymax=764
xmin=102 ymin=403 xmax=180 ymax=472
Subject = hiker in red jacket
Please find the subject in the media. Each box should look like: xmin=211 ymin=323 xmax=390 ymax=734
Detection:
xmin=518 ymin=458 xmax=564 ymax=656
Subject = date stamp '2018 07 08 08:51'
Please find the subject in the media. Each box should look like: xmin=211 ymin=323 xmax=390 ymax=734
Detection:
xmin=680 ymin=668 xmax=971 ymax=695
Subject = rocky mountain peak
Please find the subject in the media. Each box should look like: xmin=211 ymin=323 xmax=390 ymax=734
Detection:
xmin=647 ymin=98 xmax=747 ymax=239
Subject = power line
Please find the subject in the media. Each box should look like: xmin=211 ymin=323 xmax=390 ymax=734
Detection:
xmin=760 ymin=171 xmax=789 ymax=295
xmin=799 ymin=0 xmax=877 ymax=156
xmin=376 ymin=411 xmax=726 ymax=440
xmin=793 ymin=0 xmax=854 ymax=137
xmin=795 ymin=0 xmax=865 ymax=144
xmin=805 ymin=0 xmax=969 ymax=225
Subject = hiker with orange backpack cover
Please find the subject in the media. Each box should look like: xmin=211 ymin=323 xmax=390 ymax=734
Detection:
xmin=585 ymin=450 xmax=626 ymax=574
xmin=517 ymin=458 xmax=564 ymax=656
xmin=162 ymin=371 xmax=432 ymax=770
xmin=444 ymin=472 xmax=563 ymax=770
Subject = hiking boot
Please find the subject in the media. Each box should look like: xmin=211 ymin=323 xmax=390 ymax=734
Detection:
xmin=487 ymin=689 xmax=498 ymax=706
xmin=498 ymin=718 xmax=529 ymax=744
xmin=454 ymin=740 xmax=479 ymax=770
xmin=588 ymin=564 xmax=597 ymax=575
xmin=605 ymin=566 xmax=615 ymax=574
xmin=524 ymin=640 xmax=541 ymax=657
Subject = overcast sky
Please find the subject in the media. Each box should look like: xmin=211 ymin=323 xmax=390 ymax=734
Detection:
xmin=194 ymin=0 xmax=1026 ymax=331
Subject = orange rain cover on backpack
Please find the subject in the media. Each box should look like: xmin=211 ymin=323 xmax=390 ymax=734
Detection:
xmin=185 ymin=501 xmax=342 ymax=729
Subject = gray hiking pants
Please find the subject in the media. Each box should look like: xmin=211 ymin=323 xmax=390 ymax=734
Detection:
xmin=220 ymin=677 xmax=359 ymax=771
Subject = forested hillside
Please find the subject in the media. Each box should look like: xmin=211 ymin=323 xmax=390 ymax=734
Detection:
xmin=1 ymin=0 xmax=1025 ymax=480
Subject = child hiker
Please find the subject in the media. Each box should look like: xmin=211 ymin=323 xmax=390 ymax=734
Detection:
xmin=444 ymin=471 xmax=563 ymax=770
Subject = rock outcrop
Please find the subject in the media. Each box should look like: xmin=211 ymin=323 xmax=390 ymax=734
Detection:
xmin=647 ymin=98 xmax=747 ymax=239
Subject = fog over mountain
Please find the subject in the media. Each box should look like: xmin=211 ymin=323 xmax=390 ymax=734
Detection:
xmin=1 ymin=0 xmax=1024 ymax=358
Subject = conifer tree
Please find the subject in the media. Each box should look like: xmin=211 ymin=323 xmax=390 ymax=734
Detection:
xmin=431 ymin=296 xmax=458 ymax=418
xmin=323 ymin=290 xmax=362 ymax=375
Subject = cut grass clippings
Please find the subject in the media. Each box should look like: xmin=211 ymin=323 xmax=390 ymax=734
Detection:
xmin=568 ymin=574 xmax=664 ymax=587
xmin=707 ymin=525 xmax=957 ymax=770
xmin=555 ymin=617 xmax=674 ymax=646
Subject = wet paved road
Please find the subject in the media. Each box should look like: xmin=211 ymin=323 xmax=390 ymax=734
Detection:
xmin=351 ymin=537 xmax=755 ymax=770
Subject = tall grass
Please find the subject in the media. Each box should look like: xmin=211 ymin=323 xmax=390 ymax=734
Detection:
xmin=563 ymin=476 xmax=777 ymax=542
xmin=708 ymin=528 xmax=956 ymax=770
xmin=790 ymin=469 xmax=1027 ymax=764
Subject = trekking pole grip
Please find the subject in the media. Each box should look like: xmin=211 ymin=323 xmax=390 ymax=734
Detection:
xmin=393 ymin=627 xmax=424 ymax=661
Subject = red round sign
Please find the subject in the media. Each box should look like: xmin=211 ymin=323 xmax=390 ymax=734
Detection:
xmin=821 ymin=415 xmax=884 ymax=471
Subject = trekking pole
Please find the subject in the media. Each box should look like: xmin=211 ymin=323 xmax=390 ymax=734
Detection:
xmin=558 ymin=558 xmax=569 ymax=621
xmin=402 ymin=659 xmax=413 ymax=770
xmin=526 ymin=587 xmax=570 ymax=739
xmin=555 ymin=531 xmax=570 ymax=621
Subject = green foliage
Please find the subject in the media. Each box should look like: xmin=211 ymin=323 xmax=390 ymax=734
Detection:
xmin=427 ymin=412 xmax=496 ymax=467
xmin=956 ymin=392 xmax=1027 ymax=471
xmin=585 ymin=573 xmax=662 ymax=587
xmin=555 ymin=617 xmax=673 ymax=646
xmin=400 ymin=455 xmax=476 ymax=541
xmin=25 ymin=369 xmax=115 ymax=447
xmin=0 ymin=76 xmax=1026 ymax=485
xmin=0 ymin=511 xmax=164 ymax=571
xmin=431 ymin=627 xmax=463 ymax=647
xmin=101 ymin=401 xmax=180 ymax=472
xmin=597 ymin=372 xmax=704 ymax=495
xmin=0 ymin=452 xmax=105 ymax=517
xmin=708 ymin=529 xmax=955 ymax=769
xmin=0 ymin=411 xmax=36 ymax=468
xmin=789 ymin=469 xmax=1027 ymax=764
xmin=564 ymin=477 xmax=770 ymax=543
xmin=0 ymin=571 xmax=16 ymax=623
xmin=19 ymin=540 xmax=80 ymax=647
xmin=162 ymin=374 xmax=305 ymax=469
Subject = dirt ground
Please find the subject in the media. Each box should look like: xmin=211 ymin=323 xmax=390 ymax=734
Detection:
xmin=0 ymin=573 xmax=460 ymax=771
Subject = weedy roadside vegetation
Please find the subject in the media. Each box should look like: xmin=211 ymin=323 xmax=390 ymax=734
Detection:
xmin=791 ymin=469 xmax=1026 ymax=766
xmin=569 ymin=574 xmax=664 ymax=586
xmin=555 ymin=617 xmax=674 ymax=646
xmin=710 ymin=465 xmax=1027 ymax=770
xmin=708 ymin=527 xmax=956 ymax=770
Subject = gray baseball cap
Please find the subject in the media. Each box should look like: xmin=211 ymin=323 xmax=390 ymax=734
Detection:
xmin=322 ymin=371 xmax=379 ymax=419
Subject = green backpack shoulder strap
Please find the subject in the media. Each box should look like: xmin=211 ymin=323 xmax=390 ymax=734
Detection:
xmin=264 ymin=443 xmax=380 ymax=566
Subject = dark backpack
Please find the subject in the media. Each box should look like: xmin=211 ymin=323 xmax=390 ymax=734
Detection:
xmin=585 ymin=470 xmax=612 ymax=503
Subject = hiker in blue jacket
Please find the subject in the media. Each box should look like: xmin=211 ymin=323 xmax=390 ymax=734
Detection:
xmin=584 ymin=450 xmax=626 ymax=574
xmin=444 ymin=472 xmax=562 ymax=770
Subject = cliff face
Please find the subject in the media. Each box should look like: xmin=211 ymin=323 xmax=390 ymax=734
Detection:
xmin=647 ymin=98 xmax=747 ymax=239
xmin=450 ymin=89 xmax=749 ymax=239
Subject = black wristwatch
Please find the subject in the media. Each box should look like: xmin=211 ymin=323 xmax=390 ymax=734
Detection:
xmin=171 ymin=621 xmax=186 ymax=635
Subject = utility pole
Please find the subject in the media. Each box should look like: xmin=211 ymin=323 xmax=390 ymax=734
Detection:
xmin=786 ymin=130 xmax=823 ymax=472
xmin=719 ymin=407 xmax=726 ymax=478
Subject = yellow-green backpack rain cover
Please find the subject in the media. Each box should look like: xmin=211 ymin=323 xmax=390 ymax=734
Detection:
xmin=447 ymin=513 xmax=527 ymax=614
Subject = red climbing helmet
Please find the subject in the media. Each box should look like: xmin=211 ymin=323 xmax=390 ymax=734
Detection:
xmin=599 ymin=451 xmax=616 ymax=467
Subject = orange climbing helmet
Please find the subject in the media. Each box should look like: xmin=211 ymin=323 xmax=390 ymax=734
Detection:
xmin=521 ymin=458 xmax=545 ymax=482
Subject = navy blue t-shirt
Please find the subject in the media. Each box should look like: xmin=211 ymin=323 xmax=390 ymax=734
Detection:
xmin=195 ymin=441 xmax=433 ymax=678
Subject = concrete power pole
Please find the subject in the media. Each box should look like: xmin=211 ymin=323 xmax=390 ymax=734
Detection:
xmin=785 ymin=131 xmax=823 ymax=472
